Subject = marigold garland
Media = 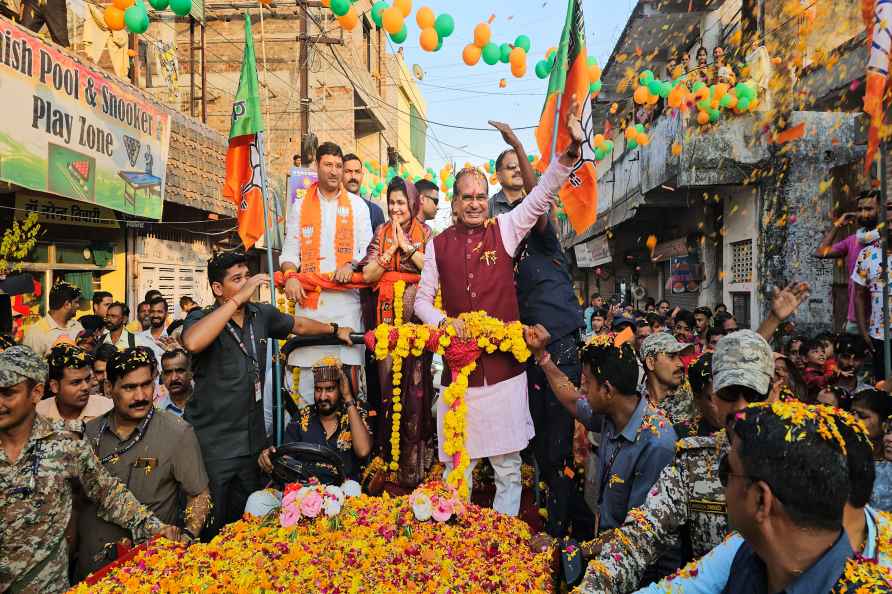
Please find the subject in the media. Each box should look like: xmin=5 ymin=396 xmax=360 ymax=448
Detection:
xmin=367 ymin=311 xmax=531 ymax=499
xmin=75 ymin=486 xmax=554 ymax=593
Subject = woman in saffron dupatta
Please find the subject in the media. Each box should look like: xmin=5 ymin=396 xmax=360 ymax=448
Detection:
xmin=362 ymin=177 xmax=435 ymax=490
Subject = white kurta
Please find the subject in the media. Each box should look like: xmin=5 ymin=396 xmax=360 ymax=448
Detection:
xmin=280 ymin=189 xmax=373 ymax=368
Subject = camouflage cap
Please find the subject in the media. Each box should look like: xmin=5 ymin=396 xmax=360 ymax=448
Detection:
xmin=640 ymin=332 xmax=694 ymax=360
xmin=0 ymin=345 xmax=48 ymax=388
xmin=712 ymin=329 xmax=773 ymax=395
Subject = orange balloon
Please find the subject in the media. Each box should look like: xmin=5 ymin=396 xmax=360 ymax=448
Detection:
xmin=667 ymin=88 xmax=682 ymax=109
xmin=646 ymin=93 xmax=659 ymax=105
xmin=416 ymin=6 xmax=435 ymax=29
xmin=588 ymin=64 xmax=601 ymax=83
xmin=338 ymin=7 xmax=358 ymax=30
xmin=394 ymin=0 xmax=412 ymax=18
xmin=474 ymin=23 xmax=491 ymax=47
xmin=382 ymin=7 xmax=404 ymax=34
xmin=593 ymin=133 xmax=605 ymax=146
xmin=509 ymin=47 xmax=526 ymax=68
xmin=726 ymin=94 xmax=738 ymax=109
xmin=499 ymin=78 xmax=507 ymax=88
xmin=511 ymin=63 xmax=526 ymax=78
xmin=112 ymin=0 xmax=132 ymax=10
xmin=671 ymin=142 xmax=682 ymax=156
xmin=624 ymin=126 xmax=636 ymax=139
xmin=713 ymin=83 xmax=729 ymax=99
xmin=419 ymin=27 xmax=438 ymax=52
xmin=645 ymin=234 xmax=657 ymax=251
xmin=321 ymin=0 xmax=330 ymax=5
xmin=694 ymin=87 xmax=710 ymax=102
xmin=462 ymin=44 xmax=481 ymax=66
xmin=127 ymin=48 xmax=136 ymax=57
xmin=104 ymin=6 xmax=125 ymax=31
xmin=637 ymin=133 xmax=650 ymax=146
xmin=697 ymin=110 xmax=709 ymax=125
xmin=748 ymin=99 xmax=759 ymax=111
xmin=633 ymin=86 xmax=649 ymax=105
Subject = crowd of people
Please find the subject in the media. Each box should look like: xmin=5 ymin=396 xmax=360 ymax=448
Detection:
xmin=2 ymin=101 xmax=892 ymax=593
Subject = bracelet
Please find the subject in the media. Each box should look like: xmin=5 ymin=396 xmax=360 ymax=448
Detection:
xmin=330 ymin=322 xmax=339 ymax=336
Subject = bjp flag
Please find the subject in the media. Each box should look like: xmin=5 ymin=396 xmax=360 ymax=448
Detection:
xmin=535 ymin=0 xmax=598 ymax=235
xmin=222 ymin=16 xmax=266 ymax=250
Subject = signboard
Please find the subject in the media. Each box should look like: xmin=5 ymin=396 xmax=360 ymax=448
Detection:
xmin=15 ymin=194 xmax=119 ymax=229
xmin=653 ymin=237 xmax=688 ymax=262
xmin=287 ymin=167 xmax=318 ymax=206
xmin=0 ymin=20 xmax=170 ymax=220
xmin=574 ymin=234 xmax=611 ymax=268
xmin=667 ymin=255 xmax=702 ymax=293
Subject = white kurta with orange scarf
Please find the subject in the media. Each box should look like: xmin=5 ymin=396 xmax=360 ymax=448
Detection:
xmin=280 ymin=189 xmax=372 ymax=370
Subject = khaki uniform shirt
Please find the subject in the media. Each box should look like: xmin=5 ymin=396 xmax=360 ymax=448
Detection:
xmin=0 ymin=415 xmax=161 ymax=594
xmin=36 ymin=395 xmax=113 ymax=423
xmin=77 ymin=409 xmax=208 ymax=579
xmin=22 ymin=315 xmax=84 ymax=357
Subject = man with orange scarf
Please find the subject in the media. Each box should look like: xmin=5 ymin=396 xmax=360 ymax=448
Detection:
xmin=413 ymin=97 xmax=585 ymax=516
xmin=280 ymin=142 xmax=373 ymax=407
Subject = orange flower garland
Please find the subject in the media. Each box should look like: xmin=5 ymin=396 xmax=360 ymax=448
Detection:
xmin=368 ymin=311 xmax=530 ymax=499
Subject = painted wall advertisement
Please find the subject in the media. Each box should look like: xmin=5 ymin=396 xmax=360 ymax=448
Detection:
xmin=0 ymin=20 xmax=170 ymax=220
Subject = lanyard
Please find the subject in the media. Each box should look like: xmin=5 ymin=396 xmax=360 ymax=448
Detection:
xmin=225 ymin=315 xmax=259 ymax=378
xmin=95 ymin=406 xmax=155 ymax=465
xmin=597 ymin=432 xmax=626 ymax=505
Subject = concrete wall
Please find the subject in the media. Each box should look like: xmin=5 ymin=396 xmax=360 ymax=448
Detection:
xmin=757 ymin=111 xmax=864 ymax=335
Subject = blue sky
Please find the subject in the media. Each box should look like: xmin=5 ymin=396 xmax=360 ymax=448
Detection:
xmin=398 ymin=0 xmax=636 ymax=174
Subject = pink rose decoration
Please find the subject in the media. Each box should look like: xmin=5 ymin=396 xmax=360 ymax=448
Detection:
xmin=431 ymin=496 xmax=453 ymax=523
xmin=300 ymin=490 xmax=324 ymax=518
xmin=279 ymin=506 xmax=301 ymax=527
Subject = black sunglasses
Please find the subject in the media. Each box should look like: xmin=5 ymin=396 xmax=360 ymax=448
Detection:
xmin=715 ymin=386 xmax=768 ymax=404
xmin=424 ymin=193 xmax=439 ymax=205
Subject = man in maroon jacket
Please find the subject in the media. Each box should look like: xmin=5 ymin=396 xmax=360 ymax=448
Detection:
xmin=414 ymin=98 xmax=584 ymax=515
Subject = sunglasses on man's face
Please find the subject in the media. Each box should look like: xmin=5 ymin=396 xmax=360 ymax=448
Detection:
xmin=715 ymin=386 xmax=768 ymax=404
xmin=423 ymin=193 xmax=439 ymax=205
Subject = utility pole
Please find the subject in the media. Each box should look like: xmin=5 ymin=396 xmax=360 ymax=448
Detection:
xmin=299 ymin=1 xmax=310 ymax=162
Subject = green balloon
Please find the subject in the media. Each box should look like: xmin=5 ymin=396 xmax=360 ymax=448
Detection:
xmin=482 ymin=43 xmax=500 ymax=65
xmin=124 ymin=1 xmax=149 ymax=33
xmin=594 ymin=147 xmax=606 ymax=161
xmin=587 ymin=55 xmax=598 ymax=67
xmin=547 ymin=51 xmax=556 ymax=66
xmin=692 ymin=81 xmax=706 ymax=92
xmin=528 ymin=154 xmax=535 ymax=162
xmin=147 ymin=0 xmax=168 ymax=9
xmin=435 ymin=37 xmax=443 ymax=51
xmin=330 ymin=0 xmax=350 ymax=17
xmin=371 ymin=2 xmax=387 ymax=27
xmin=515 ymin=35 xmax=532 ymax=52
xmin=435 ymin=14 xmax=455 ymax=38
xmin=635 ymin=123 xmax=645 ymax=133
xmin=647 ymin=79 xmax=661 ymax=95
xmin=604 ymin=140 xmax=614 ymax=152
xmin=639 ymin=70 xmax=654 ymax=84
xmin=589 ymin=80 xmax=602 ymax=93
xmin=697 ymin=98 xmax=710 ymax=111
xmin=499 ymin=43 xmax=512 ymax=64
xmin=659 ymin=81 xmax=671 ymax=98
xmin=535 ymin=60 xmax=550 ymax=79
xmin=626 ymin=138 xmax=638 ymax=150
xmin=360 ymin=185 xmax=369 ymax=196
xmin=719 ymin=94 xmax=733 ymax=108
xmin=389 ymin=24 xmax=407 ymax=44
xmin=446 ymin=175 xmax=456 ymax=187
xmin=169 ymin=0 xmax=191 ymax=16
xmin=736 ymin=97 xmax=751 ymax=111
xmin=708 ymin=108 xmax=720 ymax=123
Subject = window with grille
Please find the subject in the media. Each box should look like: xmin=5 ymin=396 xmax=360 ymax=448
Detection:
xmin=731 ymin=239 xmax=753 ymax=283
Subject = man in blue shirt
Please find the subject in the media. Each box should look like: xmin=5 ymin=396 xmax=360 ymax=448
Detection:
xmin=525 ymin=326 xmax=679 ymax=581
xmin=719 ymin=401 xmax=892 ymax=593
xmin=489 ymin=121 xmax=584 ymax=537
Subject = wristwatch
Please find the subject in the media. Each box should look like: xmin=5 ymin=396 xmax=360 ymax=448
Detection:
xmin=330 ymin=322 xmax=339 ymax=336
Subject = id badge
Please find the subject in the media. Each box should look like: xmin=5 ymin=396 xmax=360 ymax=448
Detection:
xmin=255 ymin=380 xmax=262 ymax=402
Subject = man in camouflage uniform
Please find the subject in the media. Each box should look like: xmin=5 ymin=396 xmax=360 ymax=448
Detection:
xmin=0 ymin=346 xmax=179 ymax=593
xmin=574 ymin=330 xmax=775 ymax=593
xmin=639 ymin=332 xmax=695 ymax=425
